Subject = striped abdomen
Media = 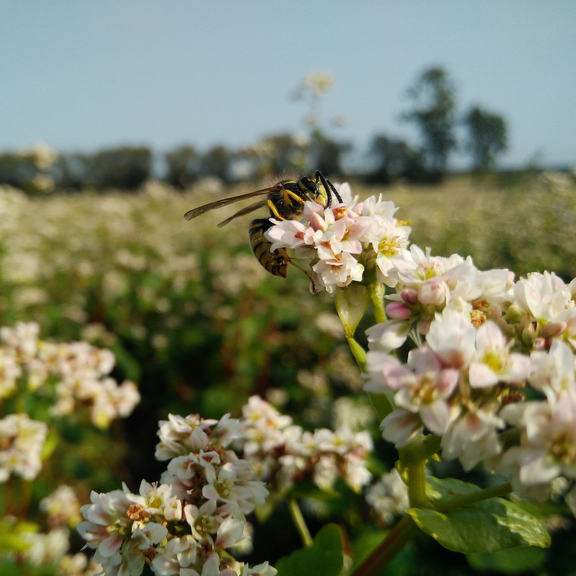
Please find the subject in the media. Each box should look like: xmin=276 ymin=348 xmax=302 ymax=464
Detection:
xmin=249 ymin=218 xmax=287 ymax=278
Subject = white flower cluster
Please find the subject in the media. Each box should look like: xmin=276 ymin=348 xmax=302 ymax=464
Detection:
xmin=40 ymin=484 xmax=82 ymax=529
xmin=365 ymin=468 xmax=409 ymax=527
xmin=365 ymin=253 xmax=576 ymax=500
xmin=0 ymin=413 xmax=47 ymax=481
xmin=264 ymin=185 xmax=410 ymax=293
xmin=0 ymin=321 xmax=140 ymax=429
xmin=79 ymin=412 xmax=275 ymax=576
xmin=240 ymin=395 xmax=372 ymax=493
xmin=14 ymin=484 xmax=101 ymax=575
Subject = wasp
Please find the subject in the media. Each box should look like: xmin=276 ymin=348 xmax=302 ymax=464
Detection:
xmin=184 ymin=171 xmax=342 ymax=278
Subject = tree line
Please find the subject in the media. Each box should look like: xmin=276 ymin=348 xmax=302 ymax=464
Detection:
xmin=0 ymin=66 xmax=509 ymax=193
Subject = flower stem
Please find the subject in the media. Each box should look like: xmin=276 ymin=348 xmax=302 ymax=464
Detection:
xmin=347 ymin=336 xmax=367 ymax=371
xmin=406 ymin=460 xmax=428 ymax=509
xmin=288 ymin=499 xmax=313 ymax=547
xmin=436 ymin=481 xmax=513 ymax=512
xmin=351 ymin=514 xmax=419 ymax=576
xmin=368 ymin=281 xmax=387 ymax=325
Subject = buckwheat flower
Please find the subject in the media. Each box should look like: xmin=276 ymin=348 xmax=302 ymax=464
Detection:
xmin=24 ymin=527 xmax=70 ymax=566
xmin=265 ymin=218 xmax=320 ymax=258
xmin=312 ymin=251 xmax=364 ymax=294
xmin=215 ymin=515 xmax=245 ymax=549
xmin=0 ymin=349 xmax=21 ymax=399
xmin=57 ymin=552 xmax=102 ymax=576
xmin=468 ymin=321 xmax=531 ymax=388
xmin=0 ymin=413 xmax=48 ymax=481
xmin=155 ymin=414 xmax=216 ymax=460
xmin=131 ymin=521 xmax=168 ymax=551
xmin=184 ymin=500 xmax=219 ymax=542
xmin=441 ymin=406 xmax=505 ymax=471
xmin=366 ymin=320 xmax=412 ymax=353
xmin=153 ymin=534 xmax=199 ymax=574
xmin=529 ymin=339 xmax=576 ymax=402
xmin=77 ymin=489 xmax=132 ymax=560
xmin=0 ymin=321 xmax=40 ymax=360
xmin=313 ymin=454 xmax=339 ymax=491
xmin=513 ymin=271 xmax=570 ymax=324
xmin=91 ymin=378 xmax=141 ymax=429
xmin=127 ymin=480 xmax=177 ymax=516
xmin=203 ymin=462 xmax=254 ymax=507
xmin=40 ymin=485 xmax=82 ymax=528
xmin=360 ymin=195 xmax=411 ymax=286
xmin=505 ymin=391 xmax=576 ymax=484
xmin=366 ymin=468 xmax=409 ymax=526
xmin=426 ymin=310 xmax=477 ymax=369
xmin=183 ymin=552 xmax=238 ymax=576
xmin=380 ymin=409 xmax=423 ymax=447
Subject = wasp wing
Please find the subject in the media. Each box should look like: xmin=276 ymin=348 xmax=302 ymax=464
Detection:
xmin=217 ymin=199 xmax=268 ymax=228
xmin=184 ymin=187 xmax=276 ymax=221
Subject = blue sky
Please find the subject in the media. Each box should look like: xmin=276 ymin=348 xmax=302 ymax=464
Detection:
xmin=1 ymin=1 xmax=575 ymax=169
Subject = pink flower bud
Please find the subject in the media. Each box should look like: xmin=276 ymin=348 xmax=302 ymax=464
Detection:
xmin=386 ymin=301 xmax=411 ymax=320
xmin=540 ymin=322 xmax=567 ymax=338
xmin=418 ymin=279 xmax=448 ymax=307
xmin=308 ymin=211 xmax=326 ymax=232
xmin=401 ymin=288 xmax=419 ymax=305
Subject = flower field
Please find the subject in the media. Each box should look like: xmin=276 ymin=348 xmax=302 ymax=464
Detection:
xmin=2 ymin=171 xmax=576 ymax=575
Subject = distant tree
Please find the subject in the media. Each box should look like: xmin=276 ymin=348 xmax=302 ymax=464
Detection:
xmin=0 ymin=152 xmax=28 ymax=187
xmin=87 ymin=146 xmax=152 ymax=190
xmin=463 ymin=105 xmax=508 ymax=171
xmin=367 ymin=134 xmax=428 ymax=184
xmin=54 ymin=153 xmax=92 ymax=190
xmin=165 ymin=145 xmax=200 ymax=189
xmin=199 ymin=145 xmax=233 ymax=183
xmin=314 ymin=132 xmax=351 ymax=178
xmin=240 ymin=133 xmax=308 ymax=179
xmin=403 ymin=66 xmax=457 ymax=176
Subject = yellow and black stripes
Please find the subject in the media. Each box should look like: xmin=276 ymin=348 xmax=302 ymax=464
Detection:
xmin=249 ymin=218 xmax=287 ymax=278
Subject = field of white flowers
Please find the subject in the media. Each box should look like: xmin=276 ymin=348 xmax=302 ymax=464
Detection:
xmin=1 ymin=171 xmax=576 ymax=576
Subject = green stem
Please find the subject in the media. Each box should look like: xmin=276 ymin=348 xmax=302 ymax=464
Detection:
xmin=347 ymin=336 xmax=367 ymax=371
xmin=436 ymin=481 xmax=513 ymax=513
xmin=368 ymin=281 xmax=387 ymax=325
xmin=351 ymin=514 xmax=419 ymax=576
xmin=288 ymin=499 xmax=312 ymax=547
xmin=406 ymin=460 xmax=428 ymax=509
xmin=351 ymin=480 xmax=515 ymax=576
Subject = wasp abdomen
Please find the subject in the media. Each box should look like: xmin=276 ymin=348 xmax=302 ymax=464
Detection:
xmin=249 ymin=218 xmax=287 ymax=278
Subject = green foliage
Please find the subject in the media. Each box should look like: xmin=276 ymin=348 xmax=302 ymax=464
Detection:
xmin=87 ymin=146 xmax=153 ymax=190
xmin=275 ymin=524 xmax=346 ymax=576
xmin=403 ymin=66 xmax=457 ymax=175
xmin=0 ymin=518 xmax=39 ymax=554
xmin=164 ymin=145 xmax=200 ymax=189
xmin=367 ymin=135 xmax=427 ymax=185
xmin=463 ymin=105 xmax=508 ymax=171
xmin=409 ymin=477 xmax=550 ymax=553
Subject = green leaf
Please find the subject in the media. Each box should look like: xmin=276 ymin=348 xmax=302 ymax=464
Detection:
xmin=407 ymin=477 xmax=551 ymax=553
xmin=0 ymin=519 xmax=39 ymax=554
xmin=467 ymin=546 xmax=547 ymax=574
xmin=351 ymin=529 xmax=388 ymax=570
xmin=369 ymin=392 xmax=395 ymax=421
xmin=275 ymin=524 xmax=346 ymax=576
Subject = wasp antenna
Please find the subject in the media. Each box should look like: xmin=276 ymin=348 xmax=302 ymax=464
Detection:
xmin=316 ymin=171 xmax=342 ymax=207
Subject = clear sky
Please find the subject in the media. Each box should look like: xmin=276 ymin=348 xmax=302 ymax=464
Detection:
xmin=1 ymin=1 xmax=575 ymax=170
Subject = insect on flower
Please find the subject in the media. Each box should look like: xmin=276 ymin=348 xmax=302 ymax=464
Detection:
xmin=184 ymin=171 xmax=342 ymax=278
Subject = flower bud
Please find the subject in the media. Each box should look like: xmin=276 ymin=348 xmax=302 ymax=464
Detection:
xmin=540 ymin=322 xmax=567 ymax=338
xmin=335 ymin=284 xmax=369 ymax=337
xmin=418 ymin=279 xmax=448 ymax=307
xmin=386 ymin=301 xmax=411 ymax=321
xmin=400 ymin=288 xmax=419 ymax=305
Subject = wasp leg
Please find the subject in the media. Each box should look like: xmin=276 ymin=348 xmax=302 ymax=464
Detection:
xmin=276 ymin=248 xmax=317 ymax=293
